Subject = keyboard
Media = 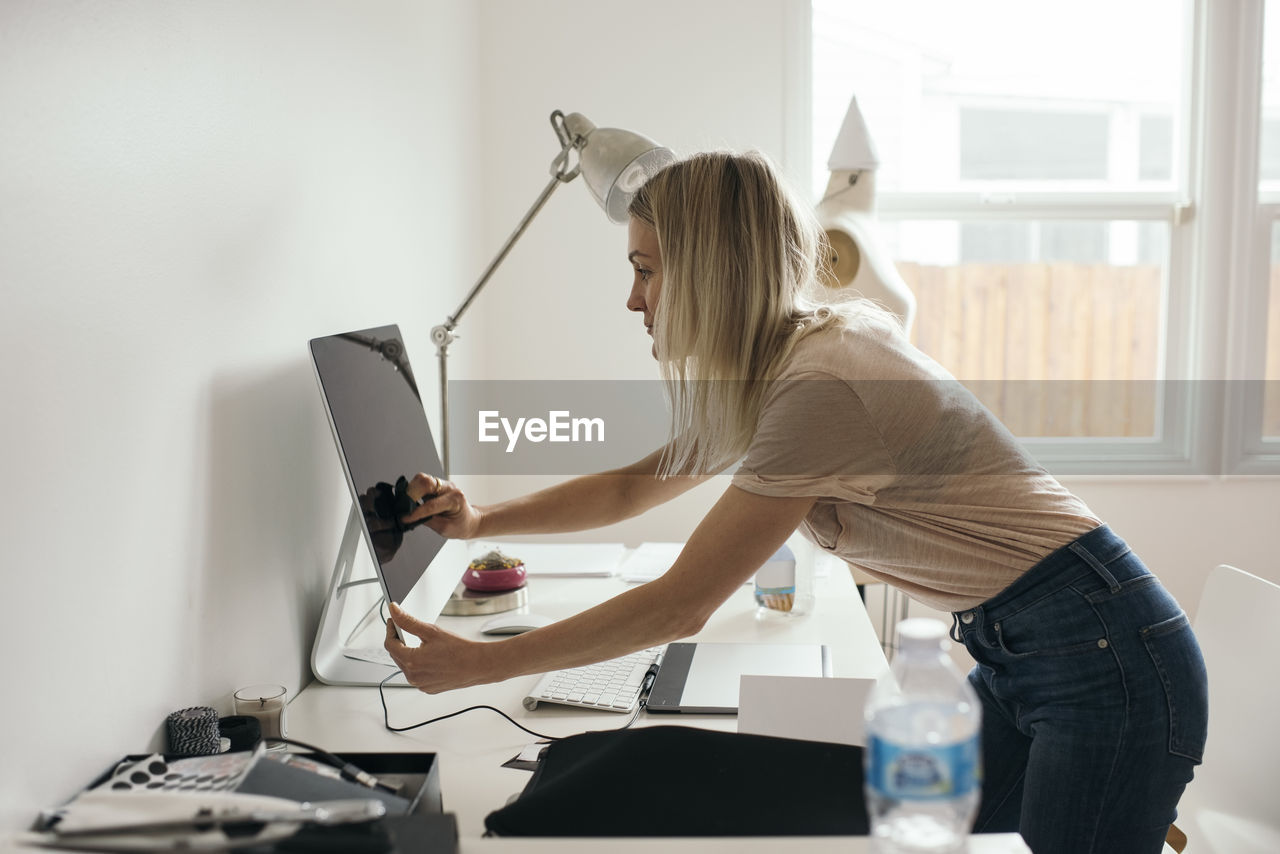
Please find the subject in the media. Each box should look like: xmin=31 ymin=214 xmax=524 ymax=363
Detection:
xmin=522 ymin=647 xmax=665 ymax=713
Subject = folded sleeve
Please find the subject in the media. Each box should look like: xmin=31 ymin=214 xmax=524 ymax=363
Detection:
xmin=732 ymin=373 xmax=896 ymax=504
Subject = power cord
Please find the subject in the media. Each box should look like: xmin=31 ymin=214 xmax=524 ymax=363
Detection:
xmin=373 ymin=605 xmax=659 ymax=741
xmin=377 ymin=668 xmax=648 ymax=742
xmin=270 ymin=736 xmax=402 ymax=795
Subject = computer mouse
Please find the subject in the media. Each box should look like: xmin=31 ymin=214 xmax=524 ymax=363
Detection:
xmin=479 ymin=613 xmax=555 ymax=635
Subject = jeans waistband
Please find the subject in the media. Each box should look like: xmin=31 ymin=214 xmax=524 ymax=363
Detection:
xmin=953 ymin=524 xmax=1145 ymax=624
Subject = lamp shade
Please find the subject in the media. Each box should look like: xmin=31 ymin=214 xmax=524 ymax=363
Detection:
xmin=563 ymin=112 xmax=676 ymax=223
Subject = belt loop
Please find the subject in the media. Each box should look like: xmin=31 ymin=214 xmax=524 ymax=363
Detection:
xmin=950 ymin=609 xmax=979 ymax=642
xmin=1069 ymin=541 xmax=1121 ymax=593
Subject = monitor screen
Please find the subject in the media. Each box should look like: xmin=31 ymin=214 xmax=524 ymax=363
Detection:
xmin=309 ymin=324 xmax=447 ymax=608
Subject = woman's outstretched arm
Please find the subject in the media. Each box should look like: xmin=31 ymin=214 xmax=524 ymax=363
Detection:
xmin=385 ymin=485 xmax=816 ymax=693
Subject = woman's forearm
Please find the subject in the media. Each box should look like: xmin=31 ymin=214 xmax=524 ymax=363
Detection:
xmin=484 ymin=573 xmax=702 ymax=681
xmin=474 ymin=447 xmax=708 ymax=538
xmin=474 ymin=472 xmax=647 ymax=537
xmin=478 ymin=487 xmax=818 ymax=681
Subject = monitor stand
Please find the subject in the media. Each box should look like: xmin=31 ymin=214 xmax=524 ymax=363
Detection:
xmin=311 ymin=504 xmax=466 ymax=687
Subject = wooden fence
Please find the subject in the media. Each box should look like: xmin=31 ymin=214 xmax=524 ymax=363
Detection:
xmin=896 ymin=262 xmax=1280 ymax=438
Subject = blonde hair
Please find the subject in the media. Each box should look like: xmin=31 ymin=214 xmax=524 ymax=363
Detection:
xmin=628 ymin=150 xmax=899 ymax=476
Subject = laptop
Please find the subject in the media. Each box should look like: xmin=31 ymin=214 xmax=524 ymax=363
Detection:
xmin=644 ymin=642 xmax=832 ymax=714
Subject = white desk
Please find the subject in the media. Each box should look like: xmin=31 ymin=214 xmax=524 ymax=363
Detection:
xmin=286 ymin=563 xmax=1031 ymax=853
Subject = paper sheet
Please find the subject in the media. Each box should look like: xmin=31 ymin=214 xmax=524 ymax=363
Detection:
xmin=737 ymin=675 xmax=877 ymax=746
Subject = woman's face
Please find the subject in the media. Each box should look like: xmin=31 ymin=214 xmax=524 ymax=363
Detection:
xmin=626 ymin=218 xmax=663 ymax=358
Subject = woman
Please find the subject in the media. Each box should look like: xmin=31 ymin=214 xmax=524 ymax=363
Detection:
xmin=385 ymin=151 xmax=1207 ymax=854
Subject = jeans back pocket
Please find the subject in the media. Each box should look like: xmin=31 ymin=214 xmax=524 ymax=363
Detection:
xmin=1140 ymin=611 xmax=1209 ymax=763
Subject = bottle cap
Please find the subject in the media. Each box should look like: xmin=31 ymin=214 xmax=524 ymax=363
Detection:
xmin=896 ymin=617 xmax=948 ymax=650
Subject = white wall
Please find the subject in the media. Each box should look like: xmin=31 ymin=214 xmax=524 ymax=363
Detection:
xmin=1063 ymin=477 xmax=1279 ymax=616
xmin=467 ymin=0 xmax=805 ymax=382
xmin=457 ymin=0 xmax=808 ymax=537
xmin=0 ymin=0 xmax=479 ymax=831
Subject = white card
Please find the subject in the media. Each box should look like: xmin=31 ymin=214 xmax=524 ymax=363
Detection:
xmin=737 ymin=675 xmax=877 ymax=746
xmin=517 ymin=742 xmax=547 ymax=763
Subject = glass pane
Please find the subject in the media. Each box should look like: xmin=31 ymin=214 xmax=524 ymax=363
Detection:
xmin=960 ymin=223 xmax=1031 ymax=263
xmin=1262 ymin=2 xmax=1280 ymax=194
xmin=960 ymin=109 xmax=1110 ymax=181
xmin=1139 ymin=115 xmax=1174 ymax=181
xmin=1041 ymin=222 xmax=1110 ymax=263
xmin=1267 ymin=224 xmax=1280 ymax=438
xmin=881 ymin=219 xmax=1167 ymax=438
xmin=812 ymin=0 xmax=1184 ymax=197
xmin=1262 ymin=119 xmax=1280 ymax=183
xmin=1137 ymin=221 xmax=1170 ymax=265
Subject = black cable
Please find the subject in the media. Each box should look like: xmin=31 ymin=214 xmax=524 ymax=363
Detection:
xmin=377 ymin=668 xmax=645 ymax=742
xmin=269 ymin=736 xmax=400 ymax=795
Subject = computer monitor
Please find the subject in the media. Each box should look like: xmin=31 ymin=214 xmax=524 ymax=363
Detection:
xmin=308 ymin=324 xmax=467 ymax=686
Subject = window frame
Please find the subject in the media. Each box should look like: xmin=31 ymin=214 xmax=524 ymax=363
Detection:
xmin=1206 ymin=0 xmax=1280 ymax=473
xmin=1224 ymin=200 xmax=1280 ymax=472
xmin=797 ymin=0 xmax=1280 ymax=476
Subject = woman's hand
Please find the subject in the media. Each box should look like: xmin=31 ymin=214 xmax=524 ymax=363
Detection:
xmin=401 ymin=473 xmax=483 ymax=539
xmin=384 ymin=603 xmax=498 ymax=693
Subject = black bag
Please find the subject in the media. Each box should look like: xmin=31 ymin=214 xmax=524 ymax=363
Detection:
xmin=484 ymin=726 xmax=869 ymax=837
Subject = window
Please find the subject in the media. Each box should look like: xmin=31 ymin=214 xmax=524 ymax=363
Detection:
xmin=811 ymin=0 xmax=1279 ymax=473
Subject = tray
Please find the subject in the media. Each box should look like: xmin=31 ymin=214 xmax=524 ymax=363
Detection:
xmin=32 ymin=750 xmax=454 ymax=853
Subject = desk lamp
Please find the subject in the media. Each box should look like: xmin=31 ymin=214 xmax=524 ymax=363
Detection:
xmin=431 ymin=110 xmax=674 ymax=475
xmin=815 ymin=97 xmax=917 ymax=332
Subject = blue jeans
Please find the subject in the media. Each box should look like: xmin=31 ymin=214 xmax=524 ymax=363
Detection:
xmin=950 ymin=525 xmax=1208 ymax=854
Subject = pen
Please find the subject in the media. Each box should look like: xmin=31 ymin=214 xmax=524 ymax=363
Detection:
xmin=640 ymin=652 xmax=664 ymax=697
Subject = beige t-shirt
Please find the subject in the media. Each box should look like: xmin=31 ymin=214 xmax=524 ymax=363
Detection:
xmin=732 ymin=321 xmax=1101 ymax=612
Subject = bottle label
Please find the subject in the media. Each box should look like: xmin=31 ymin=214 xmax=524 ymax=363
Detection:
xmin=754 ymin=584 xmax=796 ymax=597
xmin=866 ymin=733 xmax=980 ymax=800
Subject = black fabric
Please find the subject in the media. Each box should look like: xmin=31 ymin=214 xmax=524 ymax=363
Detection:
xmin=271 ymin=814 xmax=458 ymax=853
xmin=484 ymin=725 xmax=869 ymax=837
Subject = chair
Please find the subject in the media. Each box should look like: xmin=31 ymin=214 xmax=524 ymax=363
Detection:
xmin=1163 ymin=564 xmax=1280 ymax=854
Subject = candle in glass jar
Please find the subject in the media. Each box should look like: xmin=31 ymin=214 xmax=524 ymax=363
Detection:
xmin=232 ymin=684 xmax=288 ymax=740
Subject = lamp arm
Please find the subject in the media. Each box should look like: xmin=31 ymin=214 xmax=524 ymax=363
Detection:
xmin=438 ymin=173 xmax=564 ymax=337
xmin=431 ymin=119 xmax=585 ymax=476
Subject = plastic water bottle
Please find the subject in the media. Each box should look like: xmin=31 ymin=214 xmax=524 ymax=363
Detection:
xmin=754 ymin=543 xmax=814 ymax=618
xmin=864 ymin=618 xmax=981 ymax=853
